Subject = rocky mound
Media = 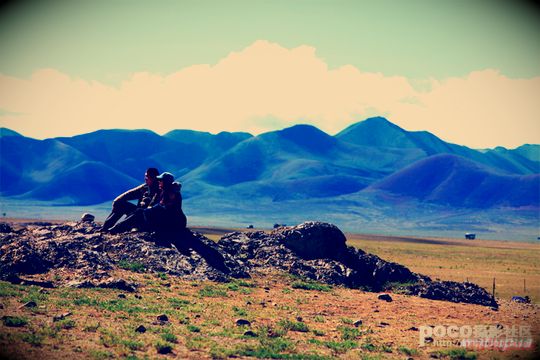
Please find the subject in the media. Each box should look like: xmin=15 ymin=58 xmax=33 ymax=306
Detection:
xmin=0 ymin=221 xmax=248 ymax=285
xmin=0 ymin=220 xmax=497 ymax=308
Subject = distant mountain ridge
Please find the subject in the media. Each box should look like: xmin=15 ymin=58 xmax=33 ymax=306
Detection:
xmin=1 ymin=118 xmax=538 ymax=210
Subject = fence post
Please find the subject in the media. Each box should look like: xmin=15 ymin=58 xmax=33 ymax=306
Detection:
xmin=492 ymin=278 xmax=496 ymax=297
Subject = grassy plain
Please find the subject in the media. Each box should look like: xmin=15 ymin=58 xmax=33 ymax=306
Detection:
xmin=344 ymin=233 xmax=540 ymax=304
xmin=1 ymin=224 xmax=539 ymax=359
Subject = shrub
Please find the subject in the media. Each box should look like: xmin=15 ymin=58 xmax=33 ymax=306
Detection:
xmin=291 ymin=280 xmax=332 ymax=292
xmin=2 ymin=316 xmax=28 ymax=327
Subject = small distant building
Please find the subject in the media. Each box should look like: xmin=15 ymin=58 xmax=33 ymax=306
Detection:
xmin=465 ymin=233 xmax=476 ymax=240
xmin=247 ymin=225 xmax=254 ymax=229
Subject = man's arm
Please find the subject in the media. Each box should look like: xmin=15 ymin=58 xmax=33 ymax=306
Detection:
xmin=113 ymin=184 xmax=146 ymax=204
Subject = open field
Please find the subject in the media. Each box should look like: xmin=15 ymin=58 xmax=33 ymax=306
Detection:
xmin=344 ymin=233 xmax=540 ymax=304
xmin=1 ymin=221 xmax=539 ymax=358
xmin=1 ymin=269 xmax=539 ymax=360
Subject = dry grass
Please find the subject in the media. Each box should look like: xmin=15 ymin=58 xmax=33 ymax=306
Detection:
xmin=345 ymin=233 xmax=540 ymax=303
xmin=1 ymin=269 xmax=539 ymax=359
xmin=1 ymin=223 xmax=539 ymax=359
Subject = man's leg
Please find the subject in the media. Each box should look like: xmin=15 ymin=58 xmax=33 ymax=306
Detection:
xmin=102 ymin=201 xmax=137 ymax=230
xmin=108 ymin=208 xmax=144 ymax=234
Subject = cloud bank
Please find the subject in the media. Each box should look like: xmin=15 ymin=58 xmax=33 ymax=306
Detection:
xmin=1 ymin=40 xmax=539 ymax=148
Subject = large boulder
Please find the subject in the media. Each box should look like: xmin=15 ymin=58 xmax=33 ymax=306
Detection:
xmin=273 ymin=221 xmax=347 ymax=260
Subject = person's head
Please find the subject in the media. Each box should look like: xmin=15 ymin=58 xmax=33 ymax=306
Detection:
xmin=145 ymin=167 xmax=159 ymax=186
xmin=156 ymin=172 xmax=174 ymax=190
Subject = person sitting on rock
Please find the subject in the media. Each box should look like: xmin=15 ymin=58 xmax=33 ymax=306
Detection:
xmin=102 ymin=167 xmax=160 ymax=231
xmin=108 ymin=172 xmax=187 ymax=234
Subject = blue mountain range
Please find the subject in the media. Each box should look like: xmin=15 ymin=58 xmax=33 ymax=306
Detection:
xmin=1 ymin=118 xmax=539 ymax=212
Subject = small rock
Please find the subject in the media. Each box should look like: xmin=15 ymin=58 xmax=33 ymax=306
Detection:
xmin=118 ymin=294 xmax=126 ymax=299
xmin=80 ymin=213 xmax=95 ymax=222
xmin=135 ymin=325 xmax=146 ymax=333
xmin=378 ymin=322 xmax=390 ymax=327
xmin=19 ymin=301 xmax=37 ymax=309
xmin=246 ymin=301 xmax=252 ymax=305
xmin=157 ymin=314 xmax=169 ymax=322
xmin=236 ymin=319 xmax=251 ymax=327
xmin=378 ymin=293 xmax=393 ymax=302
xmin=135 ymin=294 xmax=142 ymax=299
xmin=353 ymin=320 xmax=363 ymax=327
xmin=264 ymin=286 xmax=270 ymax=291
xmin=195 ymin=314 xmax=201 ymax=318
xmin=157 ymin=344 xmax=173 ymax=354
xmin=491 ymin=306 xmax=499 ymax=312
xmin=98 ymin=278 xmax=138 ymax=292
xmin=374 ymin=309 xmax=380 ymax=313
xmin=511 ymin=296 xmax=530 ymax=304
xmin=53 ymin=312 xmax=72 ymax=322
xmin=0 ymin=304 xmax=4 ymax=309
xmin=296 ymin=316 xmax=303 ymax=322
xmin=408 ymin=326 xmax=419 ymax=331
xmin=0 ymin=223 xmax=14 ymax=233
xmin=425 ymin=337 xmax=434 ymax=344
xmin=243 ymin=330 xmax=258 ymax=337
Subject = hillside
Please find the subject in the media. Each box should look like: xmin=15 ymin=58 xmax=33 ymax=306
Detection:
xmin=1 ymin=118 xmax=538 ymax=234
xmin=336 ymin=117 xmax=539 ymax=174
xmin=370 ymin=154 xmax=540 ymax=208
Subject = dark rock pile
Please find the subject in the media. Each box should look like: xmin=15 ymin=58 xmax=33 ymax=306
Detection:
xmin=0 ymin=220 xmax=498 ymax=308
xmin=0 ymin=221 xmax=248 ymax=285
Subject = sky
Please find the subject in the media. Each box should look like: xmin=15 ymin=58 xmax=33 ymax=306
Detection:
xmin=0 ymin=0 xmax=539 ymax=149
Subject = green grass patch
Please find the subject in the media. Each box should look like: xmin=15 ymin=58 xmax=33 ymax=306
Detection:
xmin=432 ymin=348 xmax=477 ymax=360
xmin=2 ymin=316 xmax=28 ymax=327
xmin=278 ymin=319 xmax=310 ymax=332
xmin=117 ymin=260 xmax=146 ymax=273
xmin=89 ymin=350 xmax=114 ymax=359
xmin=55 ymin=319 xmax=76 ymax=330
xmin=187 ymin=325 xmax=201 ymax=333
xmin=20 ymin=332 xmax=44 ymax=346
xmin=160 ymin=331 xmax=178 ymax=344
xmin=121 ymin=339 xmax=145 ymax=351
xmin=232 ymin=306 xmax=248 ymax=316
xmin=0 ymin=281 xmax=20 ymax=297
xmin=339 ymin=326 xmax=362 ymax=340
xmin=156 ymin=272 xmax=168 ymax=280
xmin=324 ymin=340 xmax=358 ymax=354
xmin=291 ymin=280 xmax=332 ymax=292
xmin=21 ymin=286 xmax=49 ymax=304
xmin=199 ymin=285 xmax=228 ymax=297
xmin=398 ymin=346 xmax=418 ymax=356
xmin=168 ymin=297 xmax=191 ymax=308
xmin=361 ymin=342 xmax=377 ymax=352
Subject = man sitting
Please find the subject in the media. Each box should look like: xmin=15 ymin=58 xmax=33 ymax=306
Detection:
xmin=102 ymin=167 xmax=160 ymax=231
xmin=108 ymin=172 xmax=187 ymax=234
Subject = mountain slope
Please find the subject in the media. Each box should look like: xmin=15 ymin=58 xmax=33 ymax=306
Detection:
xmin=370 ymin=154 xmax=540 ymax=208
xmin=185 ymin=124 xmax=423 ymax=197
xmin=56 ymin=129 xmax=208 ymax=178
xmin=0 ymin=136 xmax=88 ymax=195
xmin=337 ymin=117 xmax=538 ymax=175
xmin=22 ymin=161 xmax=139 ymax=205
xmin=0 ymin=128 xmax=23 ymax=137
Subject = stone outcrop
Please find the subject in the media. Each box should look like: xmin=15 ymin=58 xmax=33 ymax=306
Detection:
xmin=0 ymin=220 xmax=498 ymax=308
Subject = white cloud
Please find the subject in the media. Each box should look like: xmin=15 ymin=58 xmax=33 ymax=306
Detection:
xmin=0 ymin=40 xmax=539 ymax=148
